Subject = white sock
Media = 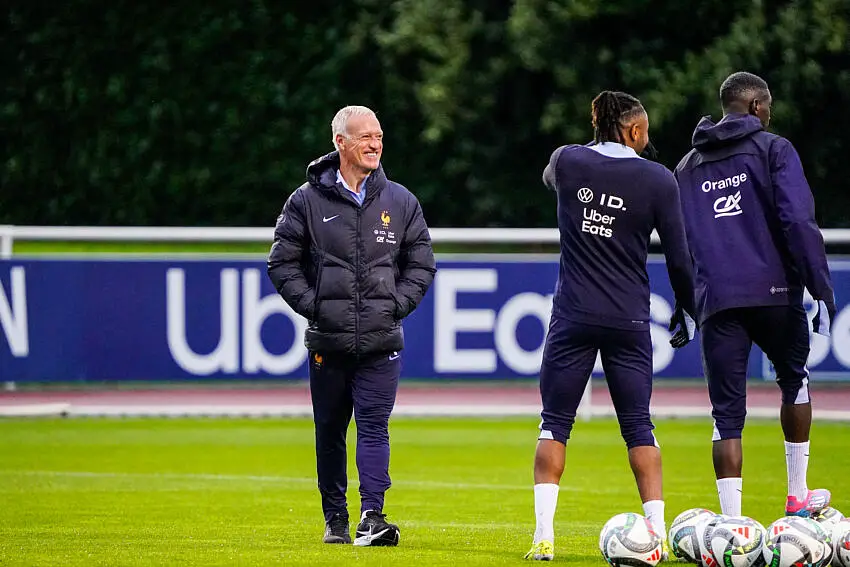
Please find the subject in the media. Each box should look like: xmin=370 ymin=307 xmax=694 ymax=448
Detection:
xmin=533 ymin=483 xmax=559 ymax=544
xmin=642 ymin=500 xmax=666 ymax=541
xmin=716 ymin=478 xmax=743 ymax=516
xmin=785 ymin=441 xmax=810 ymax=501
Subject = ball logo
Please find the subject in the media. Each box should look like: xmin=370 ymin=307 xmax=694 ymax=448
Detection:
xmin=732 ymin=526 xmax=750 ymax=539
xmin=577 ymin=187 xmax=594 ymax=203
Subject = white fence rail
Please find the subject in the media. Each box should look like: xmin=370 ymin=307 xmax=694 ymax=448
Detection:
xmin=2 ymin=225 xmax=848 ymax=410
xmin=2 ymin=225 xmax=850 ymax=258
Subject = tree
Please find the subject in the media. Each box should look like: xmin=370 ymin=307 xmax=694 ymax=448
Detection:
xmin=2 ymin=0 xmax=848 ymax=228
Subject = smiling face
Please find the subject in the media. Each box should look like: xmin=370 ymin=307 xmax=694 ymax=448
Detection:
xmin=336 ymin=113 xmax=383 ymax=173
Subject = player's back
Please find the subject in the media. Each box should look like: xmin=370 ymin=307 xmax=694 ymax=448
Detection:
xmin=673 ymin=113 xmax=830 ymax=324
xmin=545 ymin=142 xmax=680 ymax=330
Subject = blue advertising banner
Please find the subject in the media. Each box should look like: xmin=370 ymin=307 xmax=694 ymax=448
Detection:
xmin=1 ymin=256 xmax=848 ymax=382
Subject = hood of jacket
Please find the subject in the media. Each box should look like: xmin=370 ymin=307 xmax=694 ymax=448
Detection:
xmin=691 ymin=113 xmax=764 ymax=150
xmin=305 ymin=151 xmax=388 ymax=200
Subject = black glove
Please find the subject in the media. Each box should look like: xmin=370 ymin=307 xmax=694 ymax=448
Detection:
xmin=668 ymin=305 xmax=696 ymax=349
xmin=812 ymin=299 xmax=836 ymax=337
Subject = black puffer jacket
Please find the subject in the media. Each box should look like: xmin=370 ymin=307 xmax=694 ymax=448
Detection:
xmin=268 ymin=152 xmax=436 ymax=356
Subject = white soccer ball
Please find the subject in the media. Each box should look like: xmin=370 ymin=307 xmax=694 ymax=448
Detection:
xmin=812 ymin=506 xmax=845 ymax=529
xmin=818 ymin=520 xmax=834 ymax=567
xmin=832 ymin=519 xmax=850 ymax=567
xmin=696 ymin=514 xmax=729 ymax=567
xmin=599 ymin=512 xmax=664 ymax=567
xmin=822 ymin=531 xmax=834 ymax=567
xmin=669 ymin=508 xmax=716 ymax=563
xmin=707 ymin=516 xmax=767 ymax=567
xmin=762 ymin=517 xmax=831 ymax=567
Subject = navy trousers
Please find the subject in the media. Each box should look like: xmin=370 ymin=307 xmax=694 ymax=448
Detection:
xmin=538 ymin=313 xmax=657 ymax=449
xmin=700 ymin=305 xmax=810 ymax=440
xmin=309 ymin=350 xmax=401 ymax=522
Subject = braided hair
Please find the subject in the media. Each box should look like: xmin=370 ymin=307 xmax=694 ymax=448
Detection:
xmin=591 ymin=90 xmax=656 ymax=157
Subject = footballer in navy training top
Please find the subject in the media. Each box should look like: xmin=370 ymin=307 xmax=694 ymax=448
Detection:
xmin=526 ymin=90 xmax=696 ymax=562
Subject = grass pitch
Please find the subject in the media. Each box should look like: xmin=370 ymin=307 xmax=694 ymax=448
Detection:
xmin=0 ymin=417 xmax=847 ymax=566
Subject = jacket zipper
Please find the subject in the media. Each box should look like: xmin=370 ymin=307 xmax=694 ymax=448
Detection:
xmin=354 ymin=204 xmax=362 ymax=358
xmin=312 ymin=252 xmax=324 ymax=321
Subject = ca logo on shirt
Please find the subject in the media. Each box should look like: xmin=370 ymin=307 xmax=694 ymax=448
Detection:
xmin=713 ymin=191 xmax=743 ymax=218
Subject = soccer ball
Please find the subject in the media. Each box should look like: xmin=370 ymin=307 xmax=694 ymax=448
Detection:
xmin=812 ymin=506 xmax=845 ymax=529
xmin=818 ymin=520 xmax=834 ymax=567
xmin=831 ymin=519 xmax=850 ymax=567
xmin=599 ymin=512 xmax=664 ymax=567
xmin=706 ymin=516 xmax=767 ymax=567
xmin=696 ymin=514 xmax=729 ymax=567
xmin=669 ymin=508 xmax=716 ymax=563
xmin=762 ymin=517 xmax=831 ymax=567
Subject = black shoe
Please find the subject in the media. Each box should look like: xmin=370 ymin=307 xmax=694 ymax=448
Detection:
xmin=353 ymin=511 xmax=400 ymax=547
xmin=322 ymin=513 xmax=351 ymax=544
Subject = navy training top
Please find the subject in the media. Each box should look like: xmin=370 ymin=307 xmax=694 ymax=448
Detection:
xmin=544 ymin=142 xmax=695 ymax=330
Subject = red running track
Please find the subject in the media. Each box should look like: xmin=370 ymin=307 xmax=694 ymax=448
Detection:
xmin=2 ymin=383 xmax=849 ymax=412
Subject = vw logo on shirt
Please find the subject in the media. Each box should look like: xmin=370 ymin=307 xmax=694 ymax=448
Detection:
xmin=577 ymin=187 xmax=594 ymax=203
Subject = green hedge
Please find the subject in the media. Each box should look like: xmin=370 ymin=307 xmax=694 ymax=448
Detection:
xmin=3 ymin=0 xmax=849 ymax=228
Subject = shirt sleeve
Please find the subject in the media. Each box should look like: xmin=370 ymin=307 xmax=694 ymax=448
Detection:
xmin=394 ymin=195 xmax=437 ymax=319
xmin=267 ymin=189 xmax=316 ymax=320
xmin=655 ymin=171 xmax=696 ymax=318
xmin=770 ymin=138 xmax=835 ymax=306
xmin=542 ymin=146 xmax=566 ymax=191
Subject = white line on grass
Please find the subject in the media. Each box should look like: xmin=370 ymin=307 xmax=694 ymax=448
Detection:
xmin=2 ymin=404 xmax=848 ymax=420
xmin=0 ymin=470 xmax=316 ymax=485
xmin=0 ymin=470 xmax=636 ymax=494
xmin=402 ymin=520 xmax=606 ymax=532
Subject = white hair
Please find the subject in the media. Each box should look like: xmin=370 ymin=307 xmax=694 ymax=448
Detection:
xmin=331 ymin=105 xmax=377 ymax=151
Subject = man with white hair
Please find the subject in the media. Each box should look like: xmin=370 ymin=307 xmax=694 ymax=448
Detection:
xmin=268 ymin=106 xmax=435 ymax=546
